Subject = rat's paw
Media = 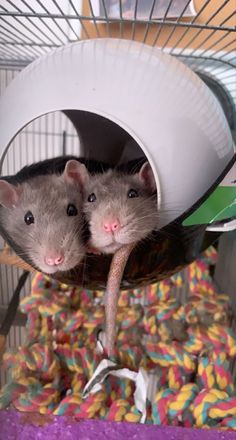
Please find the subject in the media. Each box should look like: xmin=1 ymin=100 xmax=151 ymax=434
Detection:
xmin=87 ymin=247 xmax=102 ymax=255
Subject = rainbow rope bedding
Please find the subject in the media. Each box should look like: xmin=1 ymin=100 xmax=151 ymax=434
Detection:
xmin=0 ymin=246 xmax=236 ymax=430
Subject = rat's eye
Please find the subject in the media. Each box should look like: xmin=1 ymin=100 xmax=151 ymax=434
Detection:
xmin=88 ymin=193 xmax=96 ymax=203
xmin=128 ymin=189 xmax=139 ymax=198
xmin=67 ymin=204 xmax=78 ymax=216
xmin=24 ymin=211 xmax=34 ymax=225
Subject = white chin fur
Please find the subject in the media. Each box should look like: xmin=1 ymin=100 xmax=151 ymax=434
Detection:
xmin=91 ymin=234 xmax=133 ymax=254
xmin=101 ymin=243 xmax=123 ymax=254
xmin=42 ymin=266 xmax=60 ymax=274
xmin=36 ymin=263 xmax=65 ymax=274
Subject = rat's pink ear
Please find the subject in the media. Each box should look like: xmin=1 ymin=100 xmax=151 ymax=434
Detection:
xmin=138 ymin=162 xmax=156 ymax=193
xmin=63 ymin=160 xmax=89 ymax=187
xmin=0 ymin=180 xmax=21 ymax=208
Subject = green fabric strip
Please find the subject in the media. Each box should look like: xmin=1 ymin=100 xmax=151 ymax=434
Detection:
xmin=183 ymin=186 xmax=236 ymax=226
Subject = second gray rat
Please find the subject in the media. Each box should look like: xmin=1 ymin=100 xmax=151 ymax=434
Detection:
xmin=79 ymin=161 xmax=158 ymax=356
xmin=81 ymin=162 xmax=158 ymax=254
xmin=0 ymin=160 xmax=89 ymax=274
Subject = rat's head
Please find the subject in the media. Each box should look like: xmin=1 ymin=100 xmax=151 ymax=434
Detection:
xmin=0 ymin=160 xmax=89 ymax=274
xmin=83 ymin=162 xmax=158 ymax=254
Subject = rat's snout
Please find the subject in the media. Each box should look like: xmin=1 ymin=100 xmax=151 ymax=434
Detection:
xmin=103 ymin=218 xmax=120 ymax=233
xmin=44 ymin=252 xmax=64 ymax=266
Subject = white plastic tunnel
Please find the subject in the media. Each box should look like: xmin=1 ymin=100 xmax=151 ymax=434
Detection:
xmin=0 ymin=38 xmax=235 ymax=229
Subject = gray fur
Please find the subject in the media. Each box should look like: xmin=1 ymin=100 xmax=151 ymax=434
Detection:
xmin=0 ymin=174 xmax=85 ymax=273
xmin=83 ymin=169 xmax=158 ymax=254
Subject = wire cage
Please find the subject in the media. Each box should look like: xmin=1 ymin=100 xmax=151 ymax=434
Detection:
xmin=0 ymin=0 xmax=235 ymax=426
xmin=0 ymin=0 xmax=235 ymax=124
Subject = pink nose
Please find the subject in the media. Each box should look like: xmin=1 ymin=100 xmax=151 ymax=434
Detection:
xmin=103 ymin=219 xmax=120 ymax=233
xmin=45 ymin=253 xmax=64 ymax=266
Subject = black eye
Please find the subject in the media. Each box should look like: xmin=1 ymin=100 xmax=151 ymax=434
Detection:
xmin=67 ymin=204 xmax=78 ymax=216
xmin=24 ymin=211 xmax=34 ymax=225
xmin=128 ymin=189 xmax=139 ymax=198
xmin=88 ymin=193 xmax=96 ymax=203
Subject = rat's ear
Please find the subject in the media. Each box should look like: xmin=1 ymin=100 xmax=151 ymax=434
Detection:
xmin=0 ymin=180 xmax=21 ymax=208
xmin=63 ymin=160 xmax=90 ymax=187
xmin=138 ymin=162 xmax=156 ymax=193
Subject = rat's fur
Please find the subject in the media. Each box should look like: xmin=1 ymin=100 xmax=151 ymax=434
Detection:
xmin=0 ymin=165 xmax=87 ymax=274
xmin=83 ymin=165 xmax=158 ymax=254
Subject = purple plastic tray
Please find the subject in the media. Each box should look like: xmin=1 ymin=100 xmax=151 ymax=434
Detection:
xmin=0 ymin=410 xmax=235 ymax=440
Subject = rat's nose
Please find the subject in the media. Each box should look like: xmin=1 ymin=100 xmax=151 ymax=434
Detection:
xmin=45 ymin=253 xmax=64 ymax=266
xmin=103 ymin=219 xmax=120 ymax=233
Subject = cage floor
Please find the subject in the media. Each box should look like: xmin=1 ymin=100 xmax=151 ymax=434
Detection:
xmin=1 ymin=245 xmax=236 ymax=433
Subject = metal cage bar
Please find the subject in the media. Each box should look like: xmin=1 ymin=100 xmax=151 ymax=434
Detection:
xmin=0 ymin=0 xmax=234 ymax=76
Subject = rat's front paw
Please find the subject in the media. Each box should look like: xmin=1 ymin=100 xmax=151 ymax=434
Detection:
xmin=87 ymin=247 xmax=102 ymax=255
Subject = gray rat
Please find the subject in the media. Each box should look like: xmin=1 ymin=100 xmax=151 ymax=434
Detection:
xmin=0 ymin=160 xmax=88 ymax=274
xmin=80 ymin=161 xmax=158 ymax=356
xmin=82 ymin=162 xmax=158 ymax=254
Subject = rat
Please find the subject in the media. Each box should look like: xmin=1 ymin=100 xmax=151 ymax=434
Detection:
xmin=82 ymin=161 xmax=158 ymax=254
xmin=79 ymin=161 xmax=157 ymax=356
xmin=0 ymin=159 xmax=89 ymax=274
